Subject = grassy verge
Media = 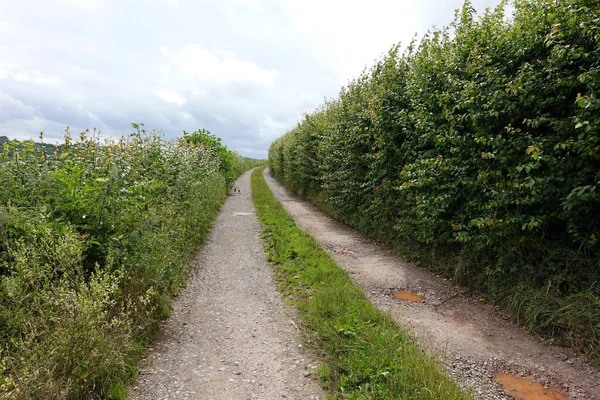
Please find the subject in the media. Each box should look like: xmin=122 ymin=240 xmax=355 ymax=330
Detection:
xmin=251 ymin=167 xmax=469 ymax=400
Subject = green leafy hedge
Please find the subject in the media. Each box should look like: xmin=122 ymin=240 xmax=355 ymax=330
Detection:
xmin=0 ymin=124 xmax=258 ymax=399
xmin=269 ymin=0 xmax=600 ymax=363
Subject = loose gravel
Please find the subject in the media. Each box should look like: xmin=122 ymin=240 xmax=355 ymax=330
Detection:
xmin=128 ymin=170 xmax=325 ymax=400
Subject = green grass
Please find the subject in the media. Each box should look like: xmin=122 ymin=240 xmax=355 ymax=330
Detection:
xmin=251 ymin=167 xmax=470 ymax=400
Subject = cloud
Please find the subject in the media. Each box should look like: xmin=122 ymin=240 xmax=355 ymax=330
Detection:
xmin=0 ymin=0 xmax=503 ymax=158
xmin=153 ymin=90 xmax=186 ymax=106
xmin=0 ymin=63 xmax=63 ymax=87
xmin=157 ymin=0 xmax=180 ymax=7
xmin=160 ymin=44 xmax=277 ymax=87
xmin=54 ymin=0 xmax=104 ymax=10
xmin=0 ymin=93 xmax=36 ymax=120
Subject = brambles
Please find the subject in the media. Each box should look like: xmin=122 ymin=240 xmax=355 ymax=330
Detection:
xmin=270 ymin=0 xmax=600 ymax=363
xmin=0 ymin=125 xmax=258 ymax=399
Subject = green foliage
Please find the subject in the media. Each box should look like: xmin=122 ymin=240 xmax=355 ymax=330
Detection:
xmin=269 ymin=0 xmax=600 ymax=363
xmin=183 ymin=128 xmax=263 ymax=186
xmin=251 ymin=168 xmax=469 ymax=400
xmin=0 ymin=124 xmax=252 ymax=399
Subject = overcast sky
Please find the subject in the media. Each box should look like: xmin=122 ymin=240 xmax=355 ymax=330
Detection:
xmin=0 ymin=0 xmax=502 ymax=158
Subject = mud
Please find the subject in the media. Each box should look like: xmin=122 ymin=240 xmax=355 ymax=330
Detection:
xmin=392 ymin=290 xmax=426 ymax=302
xmin=494 ymin=372 xmax=568 ymax=400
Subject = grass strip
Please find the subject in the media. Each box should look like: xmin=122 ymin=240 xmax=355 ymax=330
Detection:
xmin=251 ymin=167 xmax=470 ymax=400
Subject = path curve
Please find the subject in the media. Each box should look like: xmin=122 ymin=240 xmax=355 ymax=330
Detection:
xmin=129 ymin=170 xmax=324 ymax=400
xmin=264 ymin=169 xmax=600 ymax=400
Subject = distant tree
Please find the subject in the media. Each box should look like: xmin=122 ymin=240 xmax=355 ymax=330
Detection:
xmin=183 ymin=128 xmax=236 ymax=183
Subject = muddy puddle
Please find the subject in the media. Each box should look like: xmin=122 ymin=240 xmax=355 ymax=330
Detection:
xmin=335 ymin=249 xmax=358 ymax=257
xmin=392 ymin=290 xmax=425 ymax=302
xmin=493 ymin=372 xmax=567 ymax=400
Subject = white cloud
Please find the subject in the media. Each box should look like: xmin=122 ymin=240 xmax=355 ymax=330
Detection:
xmin=0 ymin=19 xmax=12 ymax=35
xmin=260 ymin=116 xmax=289 ymax=140
xmin=54 ymin=0 xmax=105 ymax=11
xmin=281 ymin=0 xmax=422 ymax=83
xmin=179 ymin=110 xmax=194 ymax=120
xmin=0 ymin=63 xmax=17 ymax=79
xmin=157 ymin=0 xmax=180 ymax=7
xmin=152 ymin=90 xmax=186 ymax=106
xmin=71 ymin=66 xmax=108 ymax=83
xmin=3 ymin=65 xmax=63 ymax=87
xmin=158 ymin=65 xmax=171 ymax=75
xmin=0 ymin=116 xmax=68 ymax=142
xmin=161 ymin=44 xmax=277 ymax=87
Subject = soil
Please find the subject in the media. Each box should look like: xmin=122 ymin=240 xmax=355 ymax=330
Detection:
xmin=264 ymin=168 xmax=600 ymax=400
xmin=128 ymin=170 xmax=324 ymax=400
xmin=392 ymin=290 xmax=426 ymax=302
xmin=494 ymin=373 xmax=567 ymax=400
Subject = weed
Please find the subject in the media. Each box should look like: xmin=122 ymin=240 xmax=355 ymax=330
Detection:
xmin=0 ymin=126 xmax=261 ymax=399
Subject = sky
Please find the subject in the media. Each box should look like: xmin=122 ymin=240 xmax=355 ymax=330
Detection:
xmin=0 ymin=0 xmax=502 ymax=158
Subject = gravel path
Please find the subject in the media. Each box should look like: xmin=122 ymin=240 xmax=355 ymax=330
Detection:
xmin=128 ymin=170 xmax=324 ymax=400
xmin=264 ymin=169 xmax=600 ymax=400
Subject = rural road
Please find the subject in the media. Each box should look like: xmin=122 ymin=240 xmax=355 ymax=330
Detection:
xmin=263 ymin=168 xmax=600 ymax=400
xmin=129 ymin=170 xmax=324 ymax=400
xmin=129 ymin=168 xmax=599 ymax=400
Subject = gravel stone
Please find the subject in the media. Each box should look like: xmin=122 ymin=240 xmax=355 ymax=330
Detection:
xmin=129 ymin=170 xmax=324 ymax=400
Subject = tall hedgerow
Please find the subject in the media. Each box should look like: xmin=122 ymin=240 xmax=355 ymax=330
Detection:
xmin=269 ymin=0 xmax=600 ymax=363
xmin=0 ymin=124 xmax=257 ymax=399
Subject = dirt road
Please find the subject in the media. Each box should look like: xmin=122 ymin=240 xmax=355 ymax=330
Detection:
xmin=264 ymin=169 xmax=600 ymax=400
xmin=129 ymin=170 xmax=324 ymax=400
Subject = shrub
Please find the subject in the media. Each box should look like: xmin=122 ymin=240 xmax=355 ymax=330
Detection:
xmin=269 ymin=0 xmax=600 ymax=363
xmin=0 ymin=124 xmax=255 ymax=398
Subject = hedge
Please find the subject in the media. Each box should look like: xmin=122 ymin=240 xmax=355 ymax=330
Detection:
xmin=269 ymin=0 xmax=600 ymax=363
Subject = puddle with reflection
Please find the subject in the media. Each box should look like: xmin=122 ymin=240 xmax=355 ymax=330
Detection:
xmin=392 ymin=290 xmax=425 ymax=302
xmin=493 ymin=372 xmax=567 ymax=400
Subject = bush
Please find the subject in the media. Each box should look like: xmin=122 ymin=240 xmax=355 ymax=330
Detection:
xmin=269 ymin=0 xmax=600 ymax=363
xmin=0 ymin=124 xmax=254 ymax=399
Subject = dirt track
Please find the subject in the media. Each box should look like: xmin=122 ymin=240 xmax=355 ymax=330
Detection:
xmin=128 ymin=170 xmax=324 ymax=400
xmin=264 ymin=169 xmax=600 ymax=400
xmin=128 ymin=168 xmax=599 ymax=400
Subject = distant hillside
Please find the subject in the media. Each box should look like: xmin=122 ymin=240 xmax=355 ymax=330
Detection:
xmin=0 ymin=135 xmax=58 ymax=155
xmin=243 ymin=157 xmax=265 ymax=161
